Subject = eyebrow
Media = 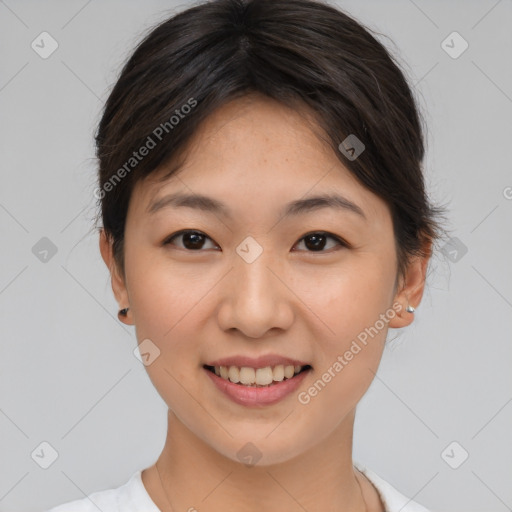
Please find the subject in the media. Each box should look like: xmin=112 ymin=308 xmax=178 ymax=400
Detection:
xmin=147 ymin=192 xmax=366 ymax=220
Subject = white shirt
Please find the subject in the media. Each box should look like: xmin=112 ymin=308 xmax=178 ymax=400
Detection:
xmin=45 ymin=463 xmax=430 ymax=512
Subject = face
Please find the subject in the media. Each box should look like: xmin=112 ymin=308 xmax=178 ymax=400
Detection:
xmin=102 ymin=94 xmax=425 ymax=466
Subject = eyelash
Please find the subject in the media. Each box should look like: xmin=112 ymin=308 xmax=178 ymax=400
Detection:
xmin=162 ymin=230 xmax=349 ymax=253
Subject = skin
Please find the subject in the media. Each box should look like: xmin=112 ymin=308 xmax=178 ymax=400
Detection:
xmin=100 ymin=94 xmax=430 ymax=512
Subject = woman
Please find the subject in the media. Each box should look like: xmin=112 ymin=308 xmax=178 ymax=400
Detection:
xmin=47 ymin=0 xmax=443 ymax=510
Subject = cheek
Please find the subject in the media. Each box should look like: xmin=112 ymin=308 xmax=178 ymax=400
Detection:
xmin=296 ymin=271 xmax=394 ymax=423
xmin=303 ymin=251 xmax=396 ymax=333
xmin=300 ymin=252 xmax=396 ymax=379
xmin=125 ymin=244 xmax=213 ymax=340
xmin=124 ymin=248 xmax=216 ymax=407
xmin=126 ymin=258 xmax=209 ymax=413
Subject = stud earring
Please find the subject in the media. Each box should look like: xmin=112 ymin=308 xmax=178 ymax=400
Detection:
xmin=405 ymin=304 xmax=415 ymax=313
xmin=118 ymin=307 xmax=129 ymax=319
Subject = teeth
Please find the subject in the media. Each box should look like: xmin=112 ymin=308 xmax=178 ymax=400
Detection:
xmin=284 ymin=365 xmax=295 ymax=379
xmin=239 ymin=367 xmax=255 ymax=385
xmin=255 ymin=367 xmax=273 ymax=385
xmin=211 ymin=364 xmax=306 ymax=386
xmin=273 ymin=364 xmax=284 ymax=382
xmin=228 ymin=366 xmax=239 ymax=383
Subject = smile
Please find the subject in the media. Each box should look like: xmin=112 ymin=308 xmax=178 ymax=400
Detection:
xmin=203 ymin=362 xmax=313 ymax=407
xmin=204 ymin=364 xmax=312 ymax=387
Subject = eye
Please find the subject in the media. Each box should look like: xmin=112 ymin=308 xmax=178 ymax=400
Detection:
xmin=293 ymin=231 xmax=348 ymax=252
xmin=163 ymin=230 xmax=219 ymax=251
xmin=163 ymin=230 xmax=348 ymax=253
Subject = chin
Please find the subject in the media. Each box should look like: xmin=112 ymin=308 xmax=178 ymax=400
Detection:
xmin=204 ymin=430 xmax=311 ymax=468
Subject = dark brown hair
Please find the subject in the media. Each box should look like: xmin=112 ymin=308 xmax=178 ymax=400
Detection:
xmin=94 ymin=0 xmax=445 ymax=284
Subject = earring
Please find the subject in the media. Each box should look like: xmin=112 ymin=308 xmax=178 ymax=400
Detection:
xmin=405 ymin=304 xmax=415 ymax=313
xmin=118 ymin=307 xmax=129 ymax=319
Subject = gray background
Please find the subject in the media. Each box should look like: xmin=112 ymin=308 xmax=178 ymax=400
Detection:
xmin=1 ymin=1 xmax=511 ymax=511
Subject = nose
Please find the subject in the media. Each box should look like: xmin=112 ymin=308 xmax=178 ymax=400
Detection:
xmin=216 ymin=244 xmax=294 ymax=339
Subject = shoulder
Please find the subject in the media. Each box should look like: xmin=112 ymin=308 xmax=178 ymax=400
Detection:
xmin=354 ymin=462 xmax=432 ymax=512
xmin=44 ymin=470 xmax=160 ymax=512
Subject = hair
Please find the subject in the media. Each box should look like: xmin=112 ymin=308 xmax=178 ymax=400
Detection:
xmin=94 ymin=0 xmax=445 ymax=285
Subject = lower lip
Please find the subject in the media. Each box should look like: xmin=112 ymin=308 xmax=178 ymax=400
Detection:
xmin=204 ymin=367 xmax=311 ymax=407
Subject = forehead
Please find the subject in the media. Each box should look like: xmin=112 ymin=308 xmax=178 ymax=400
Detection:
xmin=130 ymin=95 xmax=387 ymax=223
xmin=150 ymin=95 xmax=334 ymax=181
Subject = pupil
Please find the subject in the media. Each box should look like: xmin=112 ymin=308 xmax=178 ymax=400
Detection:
xmin=184 ymin=232 xmax=204 ymax=249
xmin=305 ymin=234 xmax=326 ymax=251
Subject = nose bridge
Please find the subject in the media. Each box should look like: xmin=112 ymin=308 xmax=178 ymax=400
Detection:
xmin=219 ymin=235 xmax=292 ymax=337
xmin=233 ymin=237 xmax=278 ymax=304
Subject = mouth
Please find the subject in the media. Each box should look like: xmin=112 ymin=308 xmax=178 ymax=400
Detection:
xmin=203 ymin=364 xmax=313 ymax=387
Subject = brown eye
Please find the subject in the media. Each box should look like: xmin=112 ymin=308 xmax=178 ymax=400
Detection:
xmin=293 ymin=232 xmax=347 ymax=252
xmin=164 ymin=230 xmax=219 ymax=251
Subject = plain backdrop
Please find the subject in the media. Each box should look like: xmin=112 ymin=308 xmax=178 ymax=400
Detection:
xmin=1 ymin=1 xmax=511 ymax=511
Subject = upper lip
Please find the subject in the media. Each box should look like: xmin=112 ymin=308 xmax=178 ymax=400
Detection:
xmin=204 ymin=354 xmax=311 ymax=369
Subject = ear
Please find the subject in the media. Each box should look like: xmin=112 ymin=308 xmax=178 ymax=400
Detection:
xmin=99 ymin=229 xmax=132 ymax=325
xmin=388 ymin=241 xmax=432 ymax=328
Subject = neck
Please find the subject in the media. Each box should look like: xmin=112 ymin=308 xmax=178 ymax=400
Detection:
xmin=143 ymin=408 xmax=372 ymax=512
